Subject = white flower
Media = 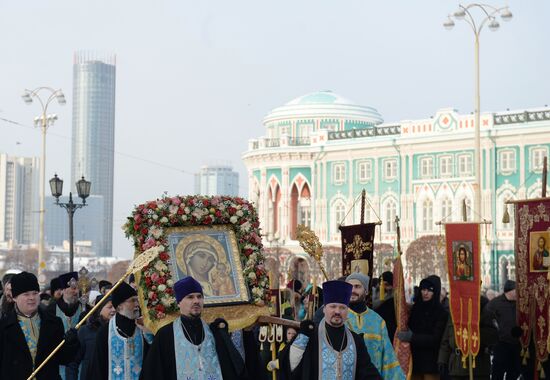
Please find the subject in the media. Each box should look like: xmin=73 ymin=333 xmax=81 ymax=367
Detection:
xmin=151 ymin=226 xmax=163 ymax=239
xmin=152 ymin=214 xmax=159 ymax=220
xmin=236 ymin=210 xmax=244 ymax=217
xmin=184 ymin=207 xmax=190 ymax=214
xmin=160 ymin=216 xmax=169 ymax=224
xmin=248 ymin=272 xmax=256 ymax=280
xmin=166 ymin=279 xmax=174 ymax=287
xmin=154 ymin=261 xmax=167 ymax=272
xmin=169 ymin=205 xmax=179 ymax=215
xmin=240 ymin=222 xmax=251 ymax=232
xmin=230 ymin=215 xmax=238 ymax=224
xmin=181 ymin=215 xmax=188 ymax=221
xmin=161 ymin=296 xmax=175 ymax=306
xmin=157 ymin=284 xmax=166 ymax=292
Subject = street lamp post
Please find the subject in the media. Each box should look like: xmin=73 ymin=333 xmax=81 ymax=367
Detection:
xmin=22 ymin=87 xmax=66 ymax=284
xmin=444 ymin=4 xmax=512 ymax=221
xmin=49 ymin=174 xmax=91 ymax=272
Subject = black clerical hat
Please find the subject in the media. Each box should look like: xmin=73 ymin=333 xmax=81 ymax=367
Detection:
xmin=112 ymin=282 xmax=137 ymax=308
xmin=11 ymin=272 xmax=40 ymax=298
xmin=58 ymin=272 xmax=78 ymax=289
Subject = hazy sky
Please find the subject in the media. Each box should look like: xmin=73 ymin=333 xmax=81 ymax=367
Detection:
xmin=1 ymin=1 xmax=549 ymax=259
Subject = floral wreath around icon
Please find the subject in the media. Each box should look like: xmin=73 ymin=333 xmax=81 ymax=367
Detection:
xmin=123 ymin=195 xmax=268 ymax=321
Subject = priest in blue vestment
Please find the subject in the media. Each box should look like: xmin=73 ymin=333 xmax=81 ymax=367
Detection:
xmin=345 ymin=273 xmax=404 ymax=380
xmin=140 ymin=276 xmax=262 ymax=380
xmin=86 ymin=281 xmax=154 ymax=380
xmin=279 ymin=280 xmax=382 ymax=380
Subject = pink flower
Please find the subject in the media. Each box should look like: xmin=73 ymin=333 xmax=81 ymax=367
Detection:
xmin=143 ymin=237 xmax=156 ymax=250
xmin=171 ymin=197 xmax=181 ymax=206
xmin=151 ymin=272 xmax=160 ymax=283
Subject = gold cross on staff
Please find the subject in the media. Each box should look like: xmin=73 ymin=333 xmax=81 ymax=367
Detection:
xmin=471 ymin=331 xmax=479 ymax=349
xmin=345 ymin=234 xmax=373 ymax=260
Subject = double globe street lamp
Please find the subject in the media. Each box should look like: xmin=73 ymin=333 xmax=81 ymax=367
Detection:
xmin=49 ymin=174 xmax=91 ymax=272
xmin=444 ymin=4 xmax=512 ymax=221
xmin=22 ymin=87 xmax=66 ymax=284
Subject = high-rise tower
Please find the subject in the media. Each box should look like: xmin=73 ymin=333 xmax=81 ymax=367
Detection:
xmin=71 ymin=52 xmax=116 ymax=257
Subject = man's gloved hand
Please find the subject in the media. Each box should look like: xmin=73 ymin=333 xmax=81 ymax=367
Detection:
xmin=511 ymin=326 xmax=523 ymax=338
xmin=210 ymin=318 xmax=229 ymax=332
xmin=64 ymin=328 xmax=78 ymax=344
xmin=300 ymin=320 xmax=315 ymax=337
xmin=396 ymin=329 xmax=413 ymax=342
xmin=266 ymin=360 xmax=279 ymax=371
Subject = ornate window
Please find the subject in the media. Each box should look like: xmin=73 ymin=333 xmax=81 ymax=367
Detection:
xmin=333 ymin=200 xmax=346 ymax=238
xmin=420 ymin=157 xmax=433 ymax=178
xmin=384 ymin=159 xmax=398 ymax=181
xmin=422 ymin=199 xmax=433 ymax=231
xmin=441 ymin=197 xmax=452 ymax=221
xmin=298 ymin=198 xmax=311 ymax=228
xmin=440 ymin=156 xmax=453 ymax=177
xmin=333 ymin=163 xmax=346 ymax=185
xmin=531 ymin=147 xmax=548 ymax=172
xmin=498 ymin=150 xmax=516 ymax=174
xmin=458 ymin=154 xmax=473 ymax=176
xmin=357 ymin=161 xmax=372 ymax=183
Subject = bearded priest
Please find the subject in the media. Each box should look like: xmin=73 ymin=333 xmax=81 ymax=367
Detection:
xmin=345 ymin=273 xmax=404 ymax=380
xmin=86 ymin=281 xmax=154 ymax=380
xmin=140 ymin=276 xmax=262 ymax=380
xmin=279 ymin=280 xmax=382 ymax=380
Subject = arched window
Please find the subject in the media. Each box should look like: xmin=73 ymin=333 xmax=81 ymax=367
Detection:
xmin=422 ymin=199 xmax=433 ymax=231
xmin=385 ymin=200 xmax=397 ymax=233
xmin=334 ymin=201 xmax=346 ymax=238
xmin=440 ymin=197 xmax=452 ymax=222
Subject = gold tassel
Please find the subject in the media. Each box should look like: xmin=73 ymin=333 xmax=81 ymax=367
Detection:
xmin=541 ymin=366 xmax=546 ymax=379
xmin=380 ymin=280 xmax=386 ymax=301
xmin=472 ymin=355 xmax=476 ymax=369
xmin=462 ymin=355 xmax=468 ymax=369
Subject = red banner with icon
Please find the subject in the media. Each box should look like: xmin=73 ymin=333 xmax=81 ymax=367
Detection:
xmin=513 ymin=199 xmax=550 ymax=374
xmin=445 ymin=223 xmax=481 ymax=367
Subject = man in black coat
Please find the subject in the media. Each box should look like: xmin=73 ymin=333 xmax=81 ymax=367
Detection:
xmin=279 ymin=280 xmax=382 ymax=380
xmin=485 ymin=280 xmax=522 ymax=380
xmin=0 ymin=271 xmax=79 ymax=380
xmin=87 ymin=281 xmax=153 ymax=380
xmin=140 ymin=276 xmax=262 ymax=380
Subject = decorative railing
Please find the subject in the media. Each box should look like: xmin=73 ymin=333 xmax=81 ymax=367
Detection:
xmin=494 ymin=110 xmax=550 ymax=125
xmin=328 ymin=125 xmax=400 ymax=140
xmin=288 ymin=137 xmax=311 ymax=146
xmin=264 ymin=138 xmax=280 ymax=148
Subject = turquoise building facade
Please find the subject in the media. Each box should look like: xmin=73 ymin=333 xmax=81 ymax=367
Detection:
xmin=242 ymin=91 xmax=550 ymax=290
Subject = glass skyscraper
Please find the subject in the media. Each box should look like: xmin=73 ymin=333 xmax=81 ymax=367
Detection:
xmin=194 ymin=165 xmax=239 ymax=196
xmin=71 ymin=52 xmax=116 ymax=257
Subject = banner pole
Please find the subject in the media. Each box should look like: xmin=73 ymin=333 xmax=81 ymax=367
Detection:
xmin=468 ymin=354 xmax=473 ymax=380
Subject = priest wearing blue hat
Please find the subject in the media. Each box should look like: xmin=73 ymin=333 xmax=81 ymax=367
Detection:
xmin=279 ymin=280 xmax=382 ymax=380
xmin=141 ymin=276 xmax=262 ymax=380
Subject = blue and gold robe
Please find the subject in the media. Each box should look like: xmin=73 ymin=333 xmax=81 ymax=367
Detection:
xmin=346 ymin=308 xmax=405 ymax=380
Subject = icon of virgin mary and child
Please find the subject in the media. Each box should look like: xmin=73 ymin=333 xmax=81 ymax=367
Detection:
xmin=177 ymin=238 xmax=236 ymax=297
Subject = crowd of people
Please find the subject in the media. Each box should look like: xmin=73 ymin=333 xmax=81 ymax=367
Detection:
xmin=0 ymin=267 xmax=547 ymax=379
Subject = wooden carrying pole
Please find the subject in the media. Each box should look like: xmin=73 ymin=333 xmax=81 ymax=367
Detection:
xmin=26 ymin=247 xmax=160 ymax=380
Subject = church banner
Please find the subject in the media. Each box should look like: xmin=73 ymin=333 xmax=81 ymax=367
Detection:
xmin=339 ymin=223 xmax=376 ymax=278
xmin=514 ymin=199 xmax=550 ymax=371
xmin=444 ymin=223 xmax=481 ymax=367
xmin=393 ymin=253 xmax=412 ymax=378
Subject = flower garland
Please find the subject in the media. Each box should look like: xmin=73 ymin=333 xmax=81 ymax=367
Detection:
xmin=123 ymin=195 xmax=268 ymax=321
